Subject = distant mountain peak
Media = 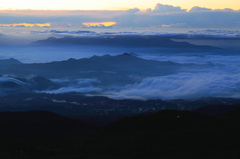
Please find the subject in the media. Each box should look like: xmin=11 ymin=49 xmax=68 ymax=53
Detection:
xmin=103 ymin=54 xmax=111 ymax=57
xmin=122 ymin=53 xmax=132 ymax=56
xmin=88 ymin=53 xmax=135 ymax=60
xmin=67 ymin=58 xmax=77 ymax=61
xmin=0 ymin=58 xmax=22 ymax=65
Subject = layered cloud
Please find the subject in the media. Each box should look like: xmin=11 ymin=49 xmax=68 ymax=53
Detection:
xmin=102 ymin=54 xmax=240 ymax=100
xmin=105 ymin=72 xmax=240 ymax=100
xmin=189 ymin=7 xmax=212 ymax=12
xmin=1 ymin=50 xmax=240 ymax=100
xmin=153 ymin=3 xmax=186 ymax=13
xmin=126 ymin=8 xmax=140 ymax=14
xmin=0 ymin=3 xmax=239 ymax=28
xmin=31 ymin=53 xmax=240 ymax=100
xmin=39 ymin=78 xmax=102 ymax=94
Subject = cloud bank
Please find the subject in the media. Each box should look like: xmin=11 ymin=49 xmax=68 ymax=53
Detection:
xmin=153 ymin=3 xmax=187 ymax=13
xmin=106 ymin=72 xmax=240 ymax=100
xmin=39 ymin=78 xmax=102 ymax=94
xmin=0 ymin=3 xmax=239 ymax=28
xmin=25 ymin=53 xmax=240 ymax=100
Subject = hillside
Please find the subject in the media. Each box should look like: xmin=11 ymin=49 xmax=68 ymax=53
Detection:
xmin=0 ymin=109 xmax=240 ymax=159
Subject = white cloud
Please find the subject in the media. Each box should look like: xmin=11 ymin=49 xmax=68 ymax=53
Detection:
xmin=101 ymin=54 xmax=240 ymax=100
xmin=126 ymin=8 xmax=140 ymax=14
xmin=189 ymin=6 xmax=212 ymax=12
xmin=0 ymin=4 xmax=240 ymax=28
xmin=153 ymin=3 xmax=187 ymax=13
xmin=38 ymin=78 xmax=102 ymax=94
xmin=106 ymin=72 xmax=240 ymax=100
xmin=39 ymin=86 xmax=102 ymax=94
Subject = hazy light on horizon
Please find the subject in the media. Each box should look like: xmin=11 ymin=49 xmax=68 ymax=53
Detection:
xmin=0 ymin=23 xmax=51 ymax=27
xmin=82 ymin=22 xmax=117 ymax=27
xmin=0 ymin=0 xmax=240 ymax=10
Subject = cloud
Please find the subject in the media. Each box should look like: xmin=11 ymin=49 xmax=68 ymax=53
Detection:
xmin=216 ymin=8 xmax=235 ymax=12
xmin=113 ymin=5 xmax=240 ymax=28
xmin=0 ymin=4 xmax=239 ymax=28
xmin=31 ymin=30 xmax=139 ymax=36
xmin=39 ymin=78 xmax=102 ymax=94
xmin=0 ymin=75 xmax=28 ymax=86
xmin=126 ymin=8 xmax=140 ymax=14
xmin=40 ymin=86 xmax=102 ymax=94
xmin=145 ymin=8 xmax=152 ymax=13
xmin=187 ymin=29 xmax=240 ymax=38
xmin=32 ymin=29 xmax=240 ymax=38
xmin=30 ymin=52 xmax=240 ymax=100
xmin=153 ymin=3 xmax=187 ymax=13
xmin=32 ymin=30 xmax=97 ymax=35
xmin=189 ymin=6 xmax=212 ymax=12
xmin=92 ymin=53 xmax=240 ymax=100
xmin=2 ymin=47 xmax=240 ymax=100
xmin=32 ymin=34 xmax=204 ymax=48
xmin=105 ymin=71 xmax=240 ymax=100
xmin=0 ymin=75 xmax=30 ymax=96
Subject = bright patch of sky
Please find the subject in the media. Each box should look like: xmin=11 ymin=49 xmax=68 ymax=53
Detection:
xmin=0 ymin=0 xmax=240 ymax=10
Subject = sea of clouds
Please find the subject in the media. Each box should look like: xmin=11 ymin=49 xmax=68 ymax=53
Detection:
xmin=29 ymin=52 xmax=240 ymax=100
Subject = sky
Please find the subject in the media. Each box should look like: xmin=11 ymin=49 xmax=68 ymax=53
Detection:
xmin=0 ymin=0 xmax=239 ymax=30
xmin=0 ymin=0 xmax=240 ymax=10
xmin=0 ymin=1 xmax=239 ymax=45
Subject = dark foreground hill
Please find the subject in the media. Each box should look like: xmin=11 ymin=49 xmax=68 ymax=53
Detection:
xmin=0 ymin=111 xmax=94 ymax=142
xmin=0 ymin=109 xmax=240 ymax=159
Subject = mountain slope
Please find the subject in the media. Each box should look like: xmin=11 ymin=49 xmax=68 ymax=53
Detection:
xmin=0 ymin=58 xmax=22 ymax=65
xmin=0 ymin=53 xmax=183 ymax=88
xmin=0 ymin=109 xmax=240 ymax=158
xmin=0 ymin=111 xmax=94 ymax=141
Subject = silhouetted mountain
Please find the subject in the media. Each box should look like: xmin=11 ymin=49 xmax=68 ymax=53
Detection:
xmin=0 ymin=58 xmax=22 ymax=65
xmin=105 ymin=109 xmax=212 ymax=132
xmin=168 ymin=97 xmax=240 ymax=110
xmin=195 ymin=104 xmax=240 ymax=115
xmin=97 ymin=109 xmax=240 ymax=159
xmin=33 ymin=35 xmax=217 ymax=50
xmin=220 ymin=106 xmax=240 ymax=118
xmin=0 ymin=93 xmax=177 ymax=125
xmin=26 ymin=75 xmax=59 ymax=90
xmin=0 ymin=53 xmax=218 ymax=90
xmin=0 ymin=53 xmax=183 ymax=88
